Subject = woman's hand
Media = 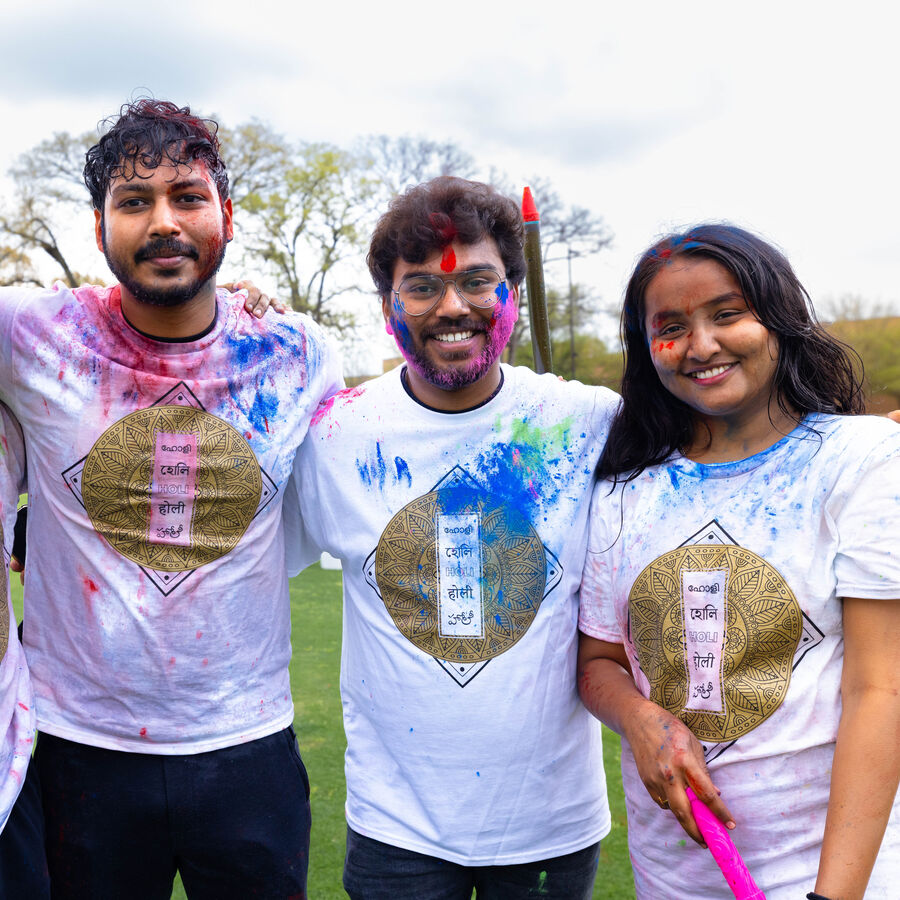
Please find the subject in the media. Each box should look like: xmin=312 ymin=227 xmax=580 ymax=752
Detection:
xmin=623 ymin=701 xmax=735 ymax=845
xmin=577 ymin=633 xmax=735 ymax=845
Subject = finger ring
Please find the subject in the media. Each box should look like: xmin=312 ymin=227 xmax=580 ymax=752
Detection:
xmin=659 ymin=799 xmax=670 ymax=809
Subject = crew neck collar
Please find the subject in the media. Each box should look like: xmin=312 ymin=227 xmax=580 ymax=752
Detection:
xmin=399 ymin=365 xmax=506 ymax=414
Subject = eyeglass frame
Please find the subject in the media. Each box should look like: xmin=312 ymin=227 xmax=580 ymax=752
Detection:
xmin=390 ymin=267 xmax=509 ymax=317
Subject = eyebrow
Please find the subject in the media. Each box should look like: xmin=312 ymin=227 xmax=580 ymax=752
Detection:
xmin=400 ymin=264 xmax=499 ymax=279
xmin=110 ymin=177 xmax=213 ymax=197
xmin=649 ymin=291 xmax=745 ymax=328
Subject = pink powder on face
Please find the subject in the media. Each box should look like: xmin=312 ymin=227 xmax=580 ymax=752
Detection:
xmin=391 ymin=282 xmax=517 ymax=389
xmin=440 ymin=246 xmax=456 ymax=272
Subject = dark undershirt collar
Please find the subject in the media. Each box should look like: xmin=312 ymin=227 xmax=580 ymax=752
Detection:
xmin=121 ymin=303 xmax=219 ymax=343
xmin=400 ymin=366 xmax=505 ymax=414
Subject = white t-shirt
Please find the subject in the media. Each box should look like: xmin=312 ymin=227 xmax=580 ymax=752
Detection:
xmin=0 ymin=403 xmax=34 ymax=833
xmin=286 ymin=364 xmax=618 ymax=865
xmin=0 ymin=284 xmax=342 ymax=753
xmin=579 ymin=414 xmax=900 ymax=899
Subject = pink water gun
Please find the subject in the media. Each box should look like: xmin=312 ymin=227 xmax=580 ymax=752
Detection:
xmin=685 ymin=787 xmax=766 ymax=899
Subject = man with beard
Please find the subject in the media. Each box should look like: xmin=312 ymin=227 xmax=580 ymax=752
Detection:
xmin=0 ymin=100 xmax=341 ymax=898
xmin=285 ymin=177 xmax=619 ymax=898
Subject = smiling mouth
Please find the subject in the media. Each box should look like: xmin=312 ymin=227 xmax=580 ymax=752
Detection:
xmin=433 ymin=331 xmax=476 ymax=343
xmin=688 ymin=363 xmax=736 ymax=380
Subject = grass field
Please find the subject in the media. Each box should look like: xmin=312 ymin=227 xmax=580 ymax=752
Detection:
xmin=12 ymin=564 xmax=635 ymax=899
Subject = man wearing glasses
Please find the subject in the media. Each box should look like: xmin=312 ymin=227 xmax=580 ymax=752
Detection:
xmin=286 ymin=176 xmax=619 ymax=898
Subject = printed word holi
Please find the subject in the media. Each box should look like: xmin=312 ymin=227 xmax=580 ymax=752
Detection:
xmin=682 ymin=569 xmax=728 ymax=714
xmin=437 ymin=513 xmax=484 ymax=639
xmin=149 ymin=432 xmax=198 ymax=548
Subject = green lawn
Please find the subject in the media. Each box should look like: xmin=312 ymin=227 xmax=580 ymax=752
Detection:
xmin=11 ymin=565 xmax=634 ymax=899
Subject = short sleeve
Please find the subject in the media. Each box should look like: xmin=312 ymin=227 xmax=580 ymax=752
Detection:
xmin=579 ymin=479 xmax=626 ymax=642
xmin=282 ymin=435 xmax=326 ymax=577
xmin=314 ymin=330 xmax=345 ymax=409
xmin=830 ymin=434 xmax=900 ymax=600
xmin=0 ymin=289 xmax=28 ymax=409
xmin=0 ymin=402 xmax=26 ymax=547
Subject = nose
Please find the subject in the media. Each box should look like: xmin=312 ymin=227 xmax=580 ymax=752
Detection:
xmin=686 ymin=322 xmax=721 ymax=361
xmin=148 ymin=199 xmax=181 ymax=236
xmin=431 ymin=279 xmax=469 ymax=317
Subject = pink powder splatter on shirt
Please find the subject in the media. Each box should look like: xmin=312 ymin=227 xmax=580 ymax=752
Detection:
xmin=311 ymin=384 xmax=366 ymax=427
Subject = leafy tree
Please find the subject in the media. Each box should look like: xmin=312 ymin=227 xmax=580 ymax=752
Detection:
xmin=828 ymin=316 xmax=900 ymax=411
xmin=217 ymin=119 xmax=293 ymax=206
xmin=238 ymin=143 xmax=376 ymax=329
xmin=515 ymin=330 xmax=622 ymax=391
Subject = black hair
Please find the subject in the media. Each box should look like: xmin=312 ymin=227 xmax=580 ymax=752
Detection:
xmin=367 ymin=176 xmax=525 ymax=295
xmin=84 ymin=98 xmax=228 ymax=210
xmin=598 ymin=224 xmax=865 ymax=482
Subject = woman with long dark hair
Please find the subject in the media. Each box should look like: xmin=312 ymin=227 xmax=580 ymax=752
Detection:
xmin=578 ymin=225 xmax=899 ymax=899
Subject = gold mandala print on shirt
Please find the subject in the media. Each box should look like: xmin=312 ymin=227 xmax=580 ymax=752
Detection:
xmin=629 ymin=544 xmax=801 ymax=742
xmin=80 ymin=406 xmax=262 ymax=571
xmin=375 ymin=485 xmax=546 ymax=662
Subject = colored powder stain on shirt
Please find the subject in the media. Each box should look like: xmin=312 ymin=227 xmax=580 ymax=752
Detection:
xmin=472 ymin=417 xmax=574 ymax=517
xmin=244 ymin=386 xmax=282 ymax=438
xmin=535 ymin=871 xmax=548 ymax=895
xmin=312 ymin=384 xmax=367 ymax=428
xmin=356 ymin=442 xmax=388 ymax=490
xmin=395 ymin=456 xmax=412 ymax=487
xmin=668 ymin=468 xmax=681 ymax=489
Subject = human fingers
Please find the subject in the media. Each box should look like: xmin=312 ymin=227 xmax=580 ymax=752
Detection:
xmin=232 ymin=280 xmax=286 ymax=317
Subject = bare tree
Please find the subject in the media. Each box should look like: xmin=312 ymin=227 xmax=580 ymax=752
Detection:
xmin=358 ymin=135 xmax=477 ymax=200
xmin=0 ymin=131 xmax=96 ymax=287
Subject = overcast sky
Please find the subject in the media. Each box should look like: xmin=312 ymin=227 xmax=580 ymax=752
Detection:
xmin=1 ymin=0 xmax=897 ymax=362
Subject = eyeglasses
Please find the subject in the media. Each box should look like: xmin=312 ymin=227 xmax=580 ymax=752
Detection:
xmin=392 ymin=268 xmax=507 ymax=316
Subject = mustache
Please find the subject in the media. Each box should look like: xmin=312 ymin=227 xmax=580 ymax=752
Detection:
xmin=134 ymin=239 xmax=199 ymax=263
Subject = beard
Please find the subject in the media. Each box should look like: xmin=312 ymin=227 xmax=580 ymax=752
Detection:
xmin=103 ymin=229 xmax=227 ymax=308
xmin=395 ymin=301 xmax=517 ymax=392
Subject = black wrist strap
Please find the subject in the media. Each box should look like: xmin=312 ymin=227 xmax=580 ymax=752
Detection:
xmin=807 ymin=892 xmax=832 ymax=900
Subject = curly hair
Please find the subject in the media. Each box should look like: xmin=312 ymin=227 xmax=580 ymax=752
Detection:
xmin=367 ymin=176 xmax=525 ymax=295
xmin=84 ymin=98 xmax=228 ymax=211
xmin=598 ymin=224 xmax=865 ymax=482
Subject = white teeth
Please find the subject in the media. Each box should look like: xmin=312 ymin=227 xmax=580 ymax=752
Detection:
xmin=434 ymin=331 xmax=474 ymax=343
xmin=690 ymin=364 xmax=733 ymax=379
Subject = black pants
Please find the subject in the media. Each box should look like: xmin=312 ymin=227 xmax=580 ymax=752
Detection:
xmin=35 ymin=726 xmax=311 ymax=900
xmin=0 ymin=755 xmax=51 ymax=899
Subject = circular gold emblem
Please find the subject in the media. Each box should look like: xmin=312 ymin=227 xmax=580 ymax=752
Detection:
xmin=629 ymin=544 xmax=801 ymax=742
xmin=81 ymin=406 xmax=261 ymax=572
xmin=375 ymin=485 xmax=546 ymax=662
